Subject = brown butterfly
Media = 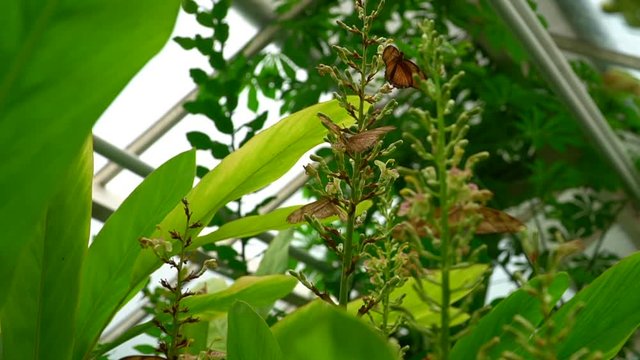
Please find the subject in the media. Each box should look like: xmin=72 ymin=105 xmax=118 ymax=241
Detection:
xmin=345 ymin=126 xmax=396 ymax=153
xmin=448 ymin=206 xmax=524 ymax=235
xmin=382 ymin=45 xmax=425 ymax=89
xmin=286 ymin=198 xmax=345 ymax=224
xmin=396 ymin=206 xmax=524 ymax=238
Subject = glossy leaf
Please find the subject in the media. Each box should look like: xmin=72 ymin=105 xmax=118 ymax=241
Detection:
xmin=547 ymin=252 xmax=640 ymax=359
xmin=73 ymin=150 xmax=195 ymax=359
xmin=131 ymin=97 xmax=365 ymax=290
xmin=228 ymin=301 xmax=284 ymax=360
xmin=450 ymin=272 xmax=570 ymax=358
xmin=272 ymin=301 xmax=399 ymax=360
xmin=182 ymin=275 xmax=297 ymax=317
xmin=0 ymin=138 xmax=92 ymax=360
xmin=0 ymin=0 xmax=181 ymax=310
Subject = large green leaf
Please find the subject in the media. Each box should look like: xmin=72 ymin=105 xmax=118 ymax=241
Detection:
xmin=73 ymin=150 xmax=195 ymax=359
xmin=0 ymin=138 xmax=92 ymax=360
xmin=0 ymin=0 xmax=181 ymax=310
xmin=348 ymin=264 xmax=488 ymax=328
xmin=130 ymin=98 xmax=365 ymax=291
xmin=450 ymin=272 xmax=570 ymax=358
xmin=227 ymin=301 xmax=284 ymax=360
xmin=547 ymin=252 xmax=640 ymax=358
xmin=272 ymin=301 xmax=399 ymax=360
xmin=182 ymin=275 xmax=297 ymax=317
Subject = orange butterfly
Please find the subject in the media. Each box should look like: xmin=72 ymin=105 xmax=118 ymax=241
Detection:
xmin=382 ymin=45 xmax=425 ymax=89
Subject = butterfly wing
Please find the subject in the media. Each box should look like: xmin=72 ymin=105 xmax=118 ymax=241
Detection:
xmin=345 ymin=126 xmax=395 ymax=153
xmin=383 ymin=45 xmax=424 ymax=89
xmin=286 ymin=198 xmax=343 ymax=223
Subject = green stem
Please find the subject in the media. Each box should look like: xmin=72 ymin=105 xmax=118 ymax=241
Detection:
xmin=435 ymin=76 xmax=451 ymax=360
xmin=339 ymin=203 xmax=356 ymax=307
xmin=339 ymin=6 xmax=369 ymax=307
xmin=381 ymin=241 xmax=392 ymax=335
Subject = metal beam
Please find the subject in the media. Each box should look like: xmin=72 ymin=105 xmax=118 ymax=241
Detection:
xmin=94 ymin=0 xmax=316 ymax=186
xmin=551 ymin=33 xmax=640 ymax=71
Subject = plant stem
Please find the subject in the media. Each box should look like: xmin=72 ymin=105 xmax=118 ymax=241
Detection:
xmin=339 ymin=7 xmax=369 ymax=307
xmin=339 ymin=202 xmax=356 ymax=307
xmin=435 ymin=76 xmax=451 ymax=360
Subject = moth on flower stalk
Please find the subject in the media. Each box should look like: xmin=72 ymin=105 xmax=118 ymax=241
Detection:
xmin=318 ymin=112 xmax=395 ymax=155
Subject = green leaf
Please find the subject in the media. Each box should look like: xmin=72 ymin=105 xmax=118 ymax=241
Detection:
xmin=211 ymin=140 xmax=231 ymax=159
xmin=211 ymin=0 xmax=231 ymax=20
xmin=0 ymin=138 xmax=92 ymax=360
xmin=547 ymin=252 xmax=640 ymax=358
xmin=256 ymin=229 xmax=295 ymax=276
xmin=193 ymin=200 xmax=372 ymax=248
xmin=131 ymin=97 xmax=365 ymax=291
xmin=213 ymin=113 xmax=235 ymax=135
xmin=181 ymin=0 xmax=198 ymax=14
xmin=73 ymin=150 xmax=195 ymax=359
xmin=0 ymin=0 xmax=180 ymax=310
xmin=248 ymin=84 xmax=259 ymax=112
xmin=348 ymin=264 xmax=488 ymax=328
xmin=272 ymin=301 xmax=399 ymax=360
xmin=186 ymin=131 xmax=213 ymax=149
xmin=228 ymin=301 xmax=284 ymax=360
xmin=183 ymin=275 xmax=297 ymax=316
xmin=189 ymin=68 xmax=209 ymax=85
xmin=450 ymin=272 xmax=570 ymax=359
xmin=247 ymin=111 xmax=269 ymax=131
xmin=93 ymin=321 xmax=155 ymax=358
xmin=183 ymin=318 xmax=210 ymax=354
xmin=214 ymin=23 xmax=230 ymax=44
xmin=174 ymin=36 xmax=196 ymax=50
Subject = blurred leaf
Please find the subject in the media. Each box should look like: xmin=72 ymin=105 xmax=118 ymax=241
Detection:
xmin=174 ymin=36 xmax=196 ymax=50
xmin=211 ymin=0 xmax=231 ymax=20
xmin=209 ymin=51 xmax=226 ymax=69
xmin=196 ymin=11 xmax=214 ymax=27
xmin=214 ymin=23 xmax=230 ymax=44
xmin=228 ymin=301 xmax=284 ymax=360
xmin=132 ymin=344 xmax=157 ymax=355
xmin=0 ymin=139 xmax=92 ymax=360
xmin=272 ymin=301 xmax=399 ymax=360
xmin=451 ymin=273 xmax=570 ymax=358
xmin=194 ymin=34 xmax=214 ymax=55
xmin=0 ymin=0 xmax=180 ymax=310
xmin=186 ymin=131 xmax=213 ymax=149
xmin=248 ymin=84 xmax=259 ymax=112
xmin=212 ymin=114 xmax=234 ymax=135
xmin=189 ymin=68 xmax=209 ymax=84
xmin=211 ymin=140 xmax=231 ymax=159
xmin=247 ymin=111 xmax=269 ymax=131
xmin=181 ymin=0 xmax=198 ymax=14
